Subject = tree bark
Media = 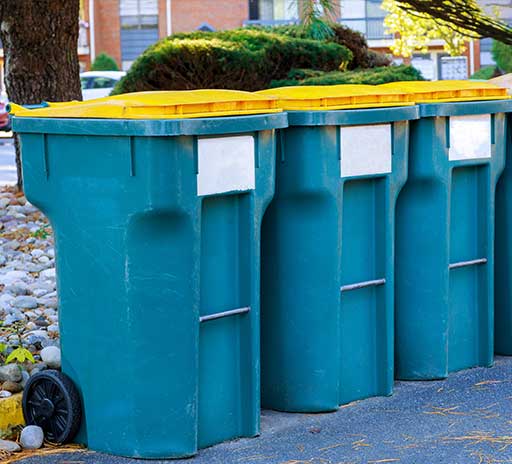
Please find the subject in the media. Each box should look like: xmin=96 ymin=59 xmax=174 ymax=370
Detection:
xmin=0 ymin=0 xmax=82 ymax=191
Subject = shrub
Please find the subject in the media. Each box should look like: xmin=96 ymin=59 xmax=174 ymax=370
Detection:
xmin=270 ymin=24 xmax=386 ymax=70
xmin=270 ymin=64 xmax=424 ymax=87
xmin=366 ymin=50 xmax=392 ymax=68
xmin=112 ymin=29 xmax=352 ymax=94
xmin=493 ymin=40 xmax=512 ymax=73
xmin=91 ymin=52 xmax=119 ymax=71
xmin=470 ymin=66 xmax=500 ymax=80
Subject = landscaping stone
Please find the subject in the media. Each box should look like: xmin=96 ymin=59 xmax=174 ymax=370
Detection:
xmin=40 ymin=268 xmax=55 ymax=280
xmin=0 ymin=439 xmax=21 ymax=453
xmin=0 ymin=364 xmax=22 ymax=383
xmin=20 ymin=425 xmax=44 ymax=450
xmin=0 ymin=187 xmax=59 ymax=394
xmin=2 ymin=381 xmax=22 ymax=393
xmin=29 ymin=363 xmax=48 ymax=376
xmin=40 ymin=346 xmax=61 ymax=369
xmin=12 ymin=295 xmax=38 ymax=309
xmin=47 ymin=324 xmax=59 ymax=336
xmin=0 ymin=391 xmax=12 ymax=398
xmin=20 ymin=370 xmax=29 ymax=388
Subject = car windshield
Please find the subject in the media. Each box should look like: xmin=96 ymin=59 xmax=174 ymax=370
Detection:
xmin=80 ymin=77 xmax=89 ymax=90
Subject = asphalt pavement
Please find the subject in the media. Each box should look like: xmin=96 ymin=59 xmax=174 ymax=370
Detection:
xmin=16 ymin=356 xmax=512 ymax=464
xmin=0 ymin=135 xmax=16 ymax=185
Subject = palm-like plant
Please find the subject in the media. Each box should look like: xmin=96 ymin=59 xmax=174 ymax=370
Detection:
xmin=299 ymin=0 xmax=339 ymax=38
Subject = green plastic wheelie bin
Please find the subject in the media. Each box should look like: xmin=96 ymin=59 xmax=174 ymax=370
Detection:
xmin=257 ymin=85 xmax=418 ymax=412
xmin=10 ymin=90 xmax=287 ymax=458
xmin=383 ymin=81 xmax=511 ymax=380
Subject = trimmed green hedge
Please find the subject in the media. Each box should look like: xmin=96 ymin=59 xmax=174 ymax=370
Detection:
xmin=470 ymin=66 xmax=498 ymax=80
xmin=112 ymin=29 xmax=352 ymax=94
xmin=271 ymin=65 xmax=424 ymax=87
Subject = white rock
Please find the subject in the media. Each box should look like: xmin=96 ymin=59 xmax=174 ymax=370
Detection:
xmin=4 ymin=282 xmax=29 ymax=295
xmin=12 ymin=296 xmax=38 ymax=309
xmin=40 ymin=346 xmax=61 ymax=369
xmin=0 ymin=270 xmax=29 ymax=285
xmin=0 ymin=390 xmax=12 ymax=398
xmin=25 ymin=322 xmax=37 ymax=331
xmin=4 ymin=240 xmax=20 ymax=250
xmin=40 ymin=268 xmax=56 ymax=280
xmin=0 ymin=364 xmax=22 ymax=382
xmin=0 ymin=439 xmax=20 ymax=452
xmin=30 ymin=249 xmax=44 ymax=258
xmin=32 ymin=288 xmax=49 ymax=298
xmin=47 ymin=324 xmax=59 ymax=335
xmin=0 ymin=293 xmax=14 ymax=310
xmin=20 ymin=425 xmax=44 ymax=450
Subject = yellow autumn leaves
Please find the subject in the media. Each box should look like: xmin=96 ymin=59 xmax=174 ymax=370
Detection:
xmin=381 ymin=0 xmax=480 ymax=57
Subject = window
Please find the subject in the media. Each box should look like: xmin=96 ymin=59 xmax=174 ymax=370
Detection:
xmin=339 ymin=0 xmax=391 ymax=39
xmin=480 ymin=38 xmax=494 ymax=67
xmin=80 ymin=77 xmax=91 ymax=90
xmin=257 ymin=0 xmax=298 ymax=21
xmin=120 ymin=0 xmax=159 ymax=70
xmin=92 ymin=77 xmax=116 ymax=89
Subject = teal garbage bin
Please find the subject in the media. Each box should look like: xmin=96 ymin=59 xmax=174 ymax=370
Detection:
xmin=382 ymin=81 xmax=511 ymax=380
xmin=257 ymin=85 xmax=418 ymax=412
xmin=10 ymin=90 xmax=287 ymax=458
xmin=495 ymin=95 xmax=512 ymax=355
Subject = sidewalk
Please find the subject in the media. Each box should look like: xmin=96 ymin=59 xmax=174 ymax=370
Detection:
xmin=15 ymin=356 xmax=512 ymax=464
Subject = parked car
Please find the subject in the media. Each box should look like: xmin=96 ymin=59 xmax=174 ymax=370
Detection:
xmin=0 ymin=94 xmax=11 ymax=132
xmin=80 ymin=71 xmax=126 ymax=100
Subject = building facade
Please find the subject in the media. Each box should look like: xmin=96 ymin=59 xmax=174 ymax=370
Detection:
xmin=78 ymin=0 xmax=488 ymax=79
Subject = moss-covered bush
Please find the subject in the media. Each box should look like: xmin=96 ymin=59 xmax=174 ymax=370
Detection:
xmin=112 ymin=29 xmax=352 ymax=94
xmin=271 ymin=65 xmax=424 ymax=87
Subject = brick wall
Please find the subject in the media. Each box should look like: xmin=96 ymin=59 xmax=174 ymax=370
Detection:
xmin=83 ymin=0 xmax=121 ymax=66
xmin=170 ymin=0 xmax=248 ymax=33
xmin=158 ymin=0 xmax=169 ymax=38
xmin=94 ymin=0 xmax=122 ymax=66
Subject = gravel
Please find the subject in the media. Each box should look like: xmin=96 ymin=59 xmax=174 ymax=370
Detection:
xmin=0 ymin=187 xmax=59 ymax=394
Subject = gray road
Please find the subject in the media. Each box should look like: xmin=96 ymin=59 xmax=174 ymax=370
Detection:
xmin=0 ymin=134 xmax=15 ymax=185
xmin=16 ymin=356 xmax=512 ymax=464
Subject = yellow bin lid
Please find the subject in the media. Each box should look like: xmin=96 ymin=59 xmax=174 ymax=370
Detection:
xmin=9 ymin=89 xmax=282 ymax=119
xmin=257 ymin=85 xmax=413 ymax=111
xmin=380 ymin=80 xmax=510 ymax=103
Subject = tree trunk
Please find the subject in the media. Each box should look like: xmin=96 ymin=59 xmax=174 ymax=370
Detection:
xmin=0 ymin=0 xmax=82 ymax=191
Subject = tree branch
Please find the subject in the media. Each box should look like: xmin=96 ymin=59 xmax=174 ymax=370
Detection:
xmin=396 ymin=0 xmax=512 ymax=44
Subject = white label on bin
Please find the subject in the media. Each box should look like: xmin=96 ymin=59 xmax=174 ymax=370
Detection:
xmin=449 ymin=114 xmax=491 ymax=161
xmin=340 ymin=124 xmax=392 ymax=178
xmin=197 ymin=135 xmax=255 ymax=196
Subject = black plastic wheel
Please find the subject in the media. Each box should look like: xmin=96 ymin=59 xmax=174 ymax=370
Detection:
xmin=22 ymin=370 xmax=82 ymax=444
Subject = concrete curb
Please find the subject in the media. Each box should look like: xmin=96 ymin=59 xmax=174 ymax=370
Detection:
xmin=0 ymin=393 xmax=25 ymax=436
